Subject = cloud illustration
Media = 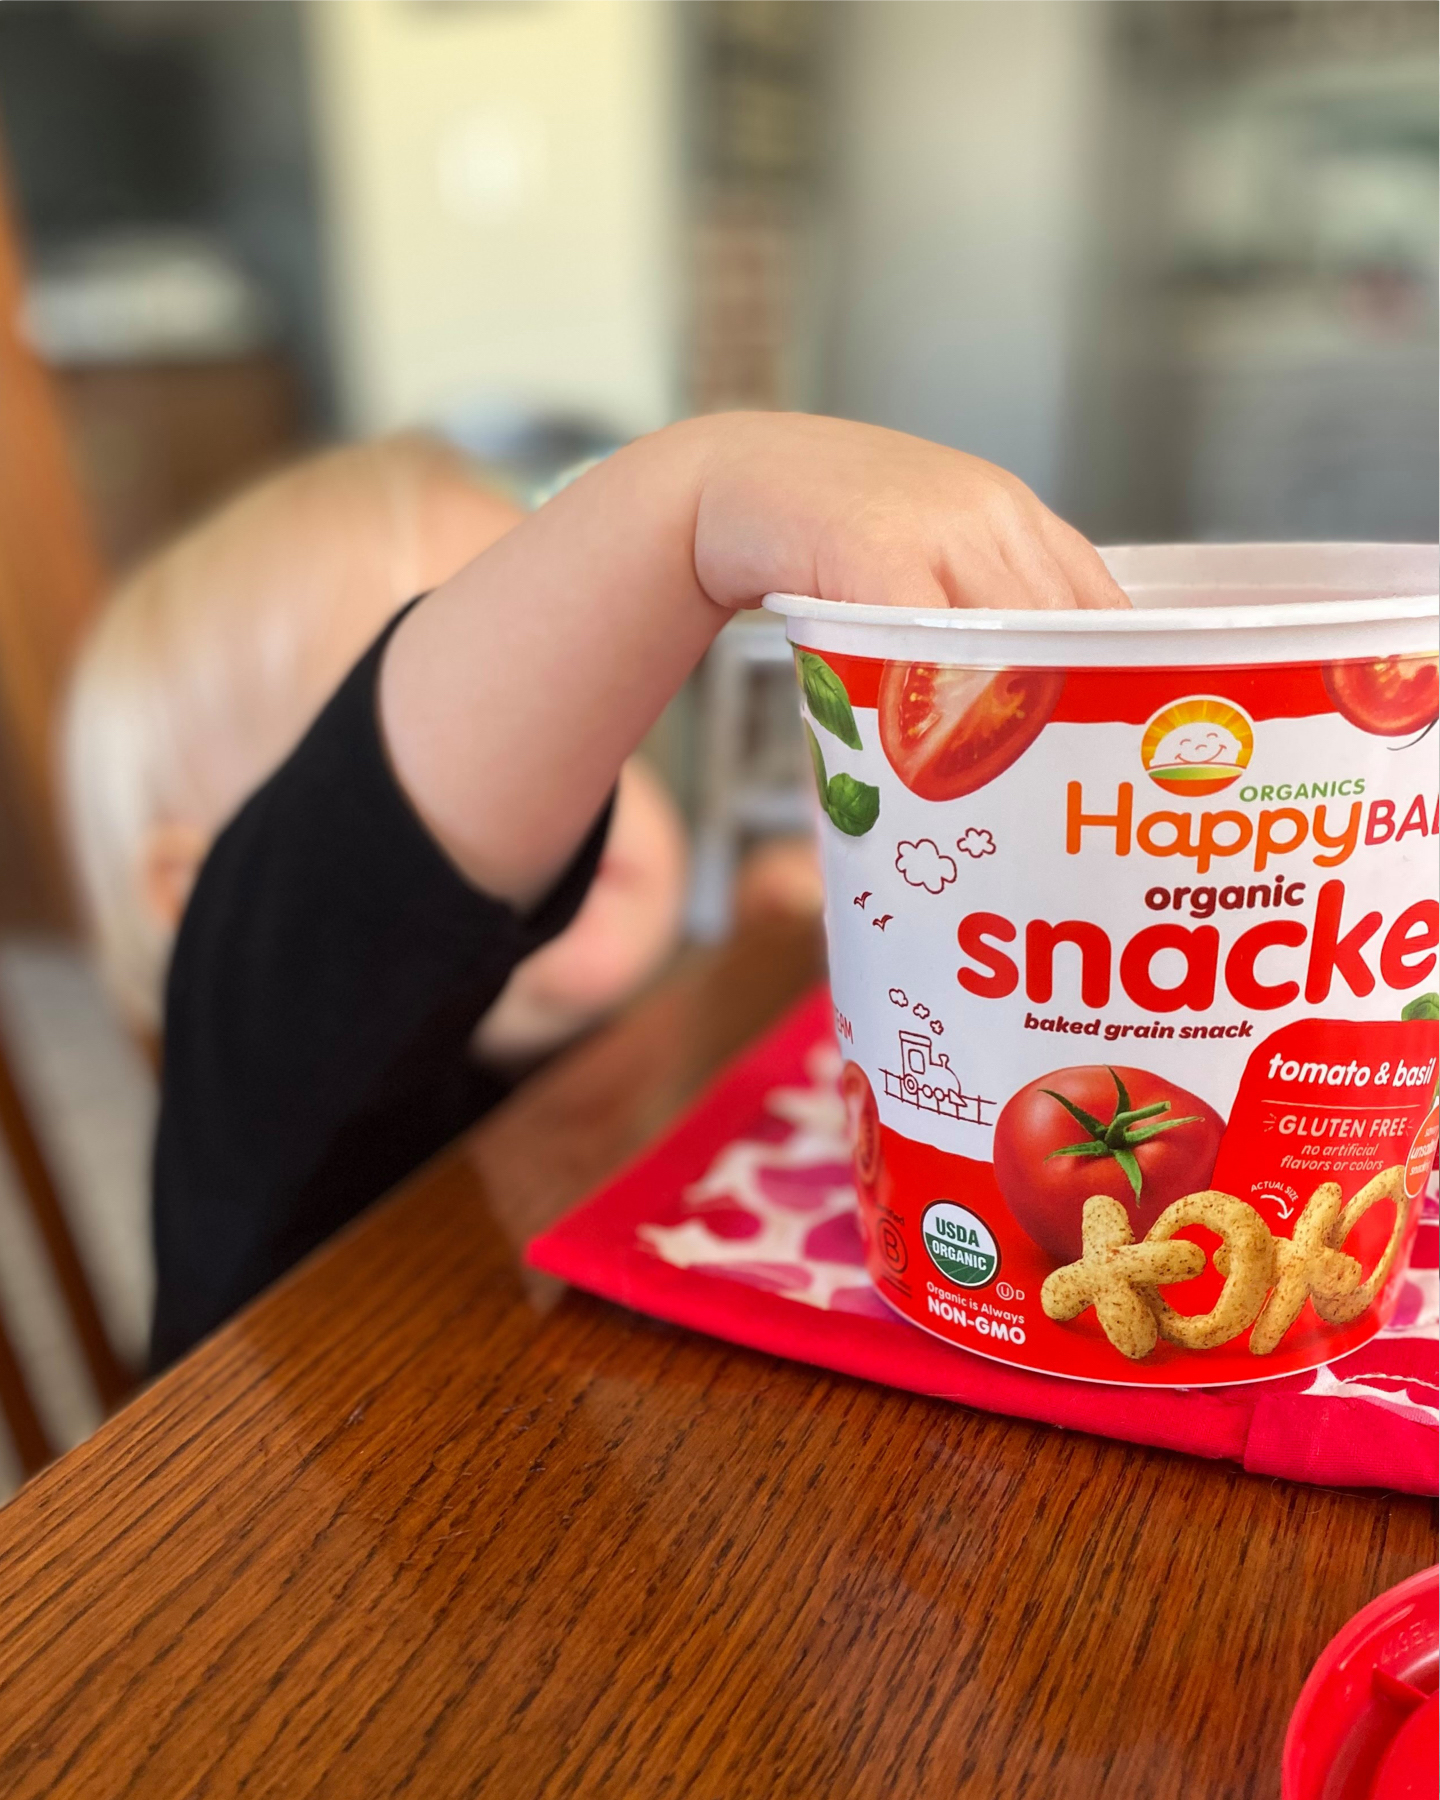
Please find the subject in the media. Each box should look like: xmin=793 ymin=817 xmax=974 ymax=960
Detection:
xmin=888 ymin=987 xmax=908 ymax=1007
xmin=912 ymin=1003 xmax=930 ymax=1020
xmin=895 ymin=838 xmax=957 ymax=893
xmin=957 ymin=828 xmax=996 ymax=859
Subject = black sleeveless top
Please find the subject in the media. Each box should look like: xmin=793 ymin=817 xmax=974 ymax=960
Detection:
xmin=151 ymin=607 xmax=610 ymax=1369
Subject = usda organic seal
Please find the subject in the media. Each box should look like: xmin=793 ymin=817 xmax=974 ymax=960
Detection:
xmin=921 ymin=1201 xmax=999 ymax=1289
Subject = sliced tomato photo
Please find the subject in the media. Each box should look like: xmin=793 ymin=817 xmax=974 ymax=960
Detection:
xmin=1323 ymin=656 xmax=1438 ymax=738
xmin=839 ymin=1061 xmax=882 ymax=1189
xmin=877 ymin=663 xmax=1065 ymax=801
xmin=993 ymin=1064 xmax=1224 ymax=1265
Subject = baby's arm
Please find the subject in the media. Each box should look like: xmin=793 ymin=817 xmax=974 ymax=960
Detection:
xmin=379 ymin=412 xmax=1125 ymax=913
xmin=472 ymin=757 xmax=688 ymax=1066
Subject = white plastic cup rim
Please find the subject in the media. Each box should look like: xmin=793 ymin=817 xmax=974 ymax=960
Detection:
xmin=763 ymin=542 xmax=1439 ymax=669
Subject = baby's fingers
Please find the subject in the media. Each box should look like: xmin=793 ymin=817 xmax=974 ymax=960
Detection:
xmin=940 ymin=552 xmax=1067 ymax=612
xmin=1041 ymin=515 xmax=1131 ymax=610
xmin=944 ymin=477 xmax=1128 ymax=612
xmin=984 ymin=529 xmax=1082 ymax=612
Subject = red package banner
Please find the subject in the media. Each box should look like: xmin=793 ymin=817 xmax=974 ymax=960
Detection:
xmin=1212 ymin=1019 xmax=1437 ymax=1217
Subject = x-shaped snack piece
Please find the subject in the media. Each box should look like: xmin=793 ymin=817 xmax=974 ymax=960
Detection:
xmin=1040 ymin=1196 xmax=1205 ymax=1361
xmin=1241 ymin=1182 xmax=1361 ymax=1356
xmin=1140 ymin=1191 xmax=1273 ymax=1350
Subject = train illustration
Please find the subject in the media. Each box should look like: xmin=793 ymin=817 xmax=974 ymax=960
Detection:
xmin=880 ymin=1030 xmax=995 ymax=1127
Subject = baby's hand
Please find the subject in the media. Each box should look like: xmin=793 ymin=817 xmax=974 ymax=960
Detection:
xmin=689 ymin=412 xmax=1128 ymax=613
xmin=383 ymin=410 xmax=1126 ymax=911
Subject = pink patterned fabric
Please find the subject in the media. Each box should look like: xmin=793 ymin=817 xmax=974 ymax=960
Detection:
xmin=528 ymin=989 xmax=1438 ymax=1494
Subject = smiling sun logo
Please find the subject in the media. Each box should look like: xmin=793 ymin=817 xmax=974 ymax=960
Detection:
xmin=1140 ymin=697 xmax=1254 ymax=796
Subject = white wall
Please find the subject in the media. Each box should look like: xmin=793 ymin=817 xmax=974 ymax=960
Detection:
xmin=306 ymin=0 xmax=680 ymax=437
xmin=822 ymin=1 xmax=1107 ymax=508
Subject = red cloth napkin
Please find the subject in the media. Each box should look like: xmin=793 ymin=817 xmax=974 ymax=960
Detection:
xmin=528 ymin=989 xmax=1439 ymax=1495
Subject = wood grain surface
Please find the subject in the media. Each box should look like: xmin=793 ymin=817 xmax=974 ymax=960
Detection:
xmin=0 ymin=920 xmax=1432 ymax=1799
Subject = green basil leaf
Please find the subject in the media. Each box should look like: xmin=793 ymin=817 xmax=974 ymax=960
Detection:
xmin=1401 ymin=992 xmax=1439 ymax=1023
xmin=797 ymin=650 xmax=863 ymax=750
xmin=824 ymin=772 xmax=880 ymax=836
xmin=805 ymin=722 xmax=828 ymax=804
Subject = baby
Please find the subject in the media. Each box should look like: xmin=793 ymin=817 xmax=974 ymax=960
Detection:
xmin=65 ymin=413 xmax=1123 ymax=1368
xmin=64 ymin=435 xmax=688 ymax=1059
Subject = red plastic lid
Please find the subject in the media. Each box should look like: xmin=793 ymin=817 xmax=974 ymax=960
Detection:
xmin=1371 ymin=1690 xmax=1437 ymax=1800
xmin=1283 ymin=1566 xmax=1439 ymax=1800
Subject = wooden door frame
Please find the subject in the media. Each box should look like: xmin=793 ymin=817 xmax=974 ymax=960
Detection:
xmin=0 ymin=127 xmax=105 ymax=925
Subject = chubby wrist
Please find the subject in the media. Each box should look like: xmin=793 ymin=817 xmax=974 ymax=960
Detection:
xmin=592 ymin=413 xmax=755 ymax=614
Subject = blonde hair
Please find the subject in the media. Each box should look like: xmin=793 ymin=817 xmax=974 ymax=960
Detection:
xmin=62 ymin=434 xmax=520 ymax=1031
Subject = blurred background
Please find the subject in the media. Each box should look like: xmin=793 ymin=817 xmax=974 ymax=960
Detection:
xmin=0 ymin=0 xmax=1434 ymax=1493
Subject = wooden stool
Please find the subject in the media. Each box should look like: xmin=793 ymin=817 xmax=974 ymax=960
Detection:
xmin=0 ymin=1030 xmax=134 ymax=1475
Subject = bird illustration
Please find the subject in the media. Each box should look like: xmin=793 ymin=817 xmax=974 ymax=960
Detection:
xmin=853 ymin=891 xmax=872 ymax=909
xmin=872 ymin=914 xmax=893 ymax=931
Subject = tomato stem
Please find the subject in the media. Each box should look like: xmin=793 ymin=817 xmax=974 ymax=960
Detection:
xmin=1041 ymin=1068 xmax=1201 ymax=1203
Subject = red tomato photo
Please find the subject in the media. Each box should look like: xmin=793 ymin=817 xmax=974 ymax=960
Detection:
xmin=1322 ymin=656 xmax=1438 ymax=738
xmin=992 ymin=1064 xmax=1224 ymax=1265
xmin=877 ymin=663 xmax=1065 ymax=801
xmin=840 ymin=1061 xmax=882 ymax=1188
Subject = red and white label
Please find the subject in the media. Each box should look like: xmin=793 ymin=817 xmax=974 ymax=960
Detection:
xmin=805 ymin=649 xmax=1439 ymax=1386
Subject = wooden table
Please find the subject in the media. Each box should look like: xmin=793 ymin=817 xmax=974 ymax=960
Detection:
xmin=0 ymin=921 xmax=1432 ymax=1798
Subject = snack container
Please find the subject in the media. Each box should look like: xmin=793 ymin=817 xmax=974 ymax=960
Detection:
xmin=766 ymin=545 xmax=1439 ymax=1386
